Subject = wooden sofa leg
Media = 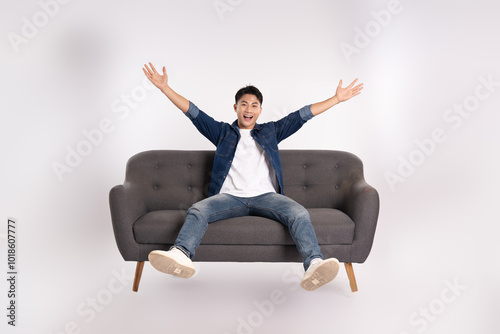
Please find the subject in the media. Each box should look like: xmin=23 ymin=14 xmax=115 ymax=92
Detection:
xmin=344 ymin=262 xmax=358 ymax=292
xmin=132 ymin=261 xmax=145 ymax=292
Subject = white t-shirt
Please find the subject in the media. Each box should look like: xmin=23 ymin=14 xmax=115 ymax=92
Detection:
xmin=219 ymin=129 xmax=278 ymax=197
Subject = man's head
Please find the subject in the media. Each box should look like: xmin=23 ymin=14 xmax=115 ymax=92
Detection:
xmin=234 ymin=85 xmax=263 ymax=130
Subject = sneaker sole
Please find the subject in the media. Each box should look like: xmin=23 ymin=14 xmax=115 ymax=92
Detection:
xmin=301 ymin=258 xmax=340 ymax=291
xmin=148 ymin=250 xmax=196 ymax=279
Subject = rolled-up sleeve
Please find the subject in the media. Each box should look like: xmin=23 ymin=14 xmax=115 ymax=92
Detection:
xmin=184 ymin=101 xmax=200 ymax=120
xmin=299 ymin=104 xmax=314 ymax=121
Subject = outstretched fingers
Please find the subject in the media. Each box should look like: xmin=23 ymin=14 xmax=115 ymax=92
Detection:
xmin=352 ymin=82 xmax=364 ymax=94
xmin=143 ymin=63 xmax=152 ymax=77
xmin=143 ymin=62 xmax=158 ymax=77
xmin=347 ymin=78 xmax=358 ymax=89
xmin=149 ymin=62 xmax=158 ymax=73
xmin=346 ymin=79 xmax=363 ymax=96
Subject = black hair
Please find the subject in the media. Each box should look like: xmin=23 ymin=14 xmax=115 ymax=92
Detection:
xmin=235 ymin=85 xmax=263 ymax=106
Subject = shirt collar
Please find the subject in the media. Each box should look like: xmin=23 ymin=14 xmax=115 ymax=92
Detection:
xmin=230 ymin=120 xmax=263 ymax=132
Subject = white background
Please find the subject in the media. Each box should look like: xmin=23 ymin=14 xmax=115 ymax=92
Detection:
xmin=1 ymin=0 xmax=499 ymax=333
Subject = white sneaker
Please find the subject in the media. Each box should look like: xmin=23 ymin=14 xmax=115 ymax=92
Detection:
xmin=300 ymin=258 xmax=340 ymax=291
xmin=148 ymin=248 xmax=196 ymax=278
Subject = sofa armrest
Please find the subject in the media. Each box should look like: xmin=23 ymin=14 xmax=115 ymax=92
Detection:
xmin=343 ymin=179 xmax=380 ymax=263
xmin=109 ymin=184 xmax=148 ymax=261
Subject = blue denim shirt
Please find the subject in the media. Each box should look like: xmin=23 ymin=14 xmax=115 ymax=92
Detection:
xmin=184 ymin=102 xmax=314 ymax=196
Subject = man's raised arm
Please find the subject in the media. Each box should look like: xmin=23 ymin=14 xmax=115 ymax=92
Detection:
xmin=142 ymin=62 xmax=190 ymax=113
xmin=310 ymin=79 xmax=364 ymax=116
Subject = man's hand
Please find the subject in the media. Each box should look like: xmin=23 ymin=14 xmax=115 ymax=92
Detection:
xmin=143 ymin=62 xmax=168 ymax=91
xmin=310 ymin=78 xmax=364 ymax=116
xmin=335 ymin=78 xmax=363 ymax=103
xmin=142 ymin=62 xmax=190 ymax=113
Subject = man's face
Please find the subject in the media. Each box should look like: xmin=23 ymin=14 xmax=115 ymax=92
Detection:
xmin=234 ymin=94 xmax=262 ymax=130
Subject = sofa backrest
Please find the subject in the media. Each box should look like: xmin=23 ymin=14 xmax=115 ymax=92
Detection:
xmin=280 ymin=150 xmax=364 ymax=209
xmin=123 ymin=150 xmax=364 ymax=212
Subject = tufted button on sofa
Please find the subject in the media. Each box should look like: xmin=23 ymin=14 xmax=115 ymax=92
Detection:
xmin=109 ymin=150 xmax=380 ymax=292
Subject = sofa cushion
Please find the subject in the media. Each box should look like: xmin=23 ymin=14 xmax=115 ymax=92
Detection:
xmin=133 ymin=208 xmax=354 ymax=246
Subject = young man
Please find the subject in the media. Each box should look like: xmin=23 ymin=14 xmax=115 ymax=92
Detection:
xmin=142 ymin=62 xmax=363 ymax=291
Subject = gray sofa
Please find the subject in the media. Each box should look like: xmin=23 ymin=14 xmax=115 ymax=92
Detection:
xmin=109 ymin=150 xmax=379 ymax=292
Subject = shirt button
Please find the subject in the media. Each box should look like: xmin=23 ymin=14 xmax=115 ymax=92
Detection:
xmin=187 ymin=186 xmax=192 ymax=190
xmin=302 ymin=185 xmax=307 ymax=190
xmin=303 ymin=164 xmax=307 ymax=169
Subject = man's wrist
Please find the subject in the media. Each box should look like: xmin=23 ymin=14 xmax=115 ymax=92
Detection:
xmin=332 ymin=95 xmax=340 ymax=105
xmin=160 ymin=85 xmax=172 ymax=95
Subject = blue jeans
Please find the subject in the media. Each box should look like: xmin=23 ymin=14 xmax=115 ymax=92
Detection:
xmin=173 ymin=192 xmax=323 ymax=270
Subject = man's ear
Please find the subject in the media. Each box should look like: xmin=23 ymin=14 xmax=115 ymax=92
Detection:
xmin=234 ymin=104 xmax=237 ymax=112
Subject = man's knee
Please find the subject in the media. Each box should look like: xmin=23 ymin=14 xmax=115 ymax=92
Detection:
xmin=294 ymin=207 xmax=311 ymax=222
xmin=267 ymin=194 xmax=310 ymax=222
xmin=285 ymin=199 xmax=309 ymax=218
xmin=186 ymin=202 xmax=208 ymax=222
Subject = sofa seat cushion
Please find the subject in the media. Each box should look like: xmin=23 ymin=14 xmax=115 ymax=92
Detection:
xmin=133 ymin=208 xmax=354 ymax=246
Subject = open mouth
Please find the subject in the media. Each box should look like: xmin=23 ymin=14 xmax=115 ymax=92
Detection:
xmin=243 ymin=115 xmax=253 ymax=120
